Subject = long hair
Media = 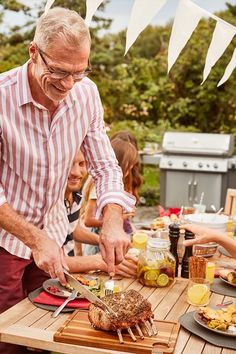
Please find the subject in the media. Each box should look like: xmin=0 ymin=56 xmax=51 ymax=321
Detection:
xmin=111 ymin=138 xmax=142 ymax=201
xmin=110 ymin=131 xmax=143 ymax=202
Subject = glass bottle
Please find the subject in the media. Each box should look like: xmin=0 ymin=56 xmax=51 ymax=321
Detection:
xmin=181 ymin=230 xmax=195 ymax=278
xmin=137 ymin=238 xmax=176 ymax=288
xmin=169 ymin=223 xmax=180 ymax=277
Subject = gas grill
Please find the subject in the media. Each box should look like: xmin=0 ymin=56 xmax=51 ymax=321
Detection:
xmin=160 ymin=132 xmax=236 ymax=211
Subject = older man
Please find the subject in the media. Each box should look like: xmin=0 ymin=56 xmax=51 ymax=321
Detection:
xmin=0 ymin=7 xmax=135 ymax=354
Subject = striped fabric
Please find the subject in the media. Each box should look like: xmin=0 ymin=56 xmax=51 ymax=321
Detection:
xmin=0 ymin=61 xmax=135 ymax=259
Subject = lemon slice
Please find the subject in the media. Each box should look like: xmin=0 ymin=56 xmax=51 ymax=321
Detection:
xmin=187 ymin=284 xmax=209 ymax=305
xmin=132 ymin=233 xmax=148 ymax=250
xmin=157 ymin=273 xmax=169 ymax=287
xmin=144 ymin=270 xmax=159 ymax=281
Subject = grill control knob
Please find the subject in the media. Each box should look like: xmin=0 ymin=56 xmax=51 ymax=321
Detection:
xmin=198 ymin=162 xmax=203 ymax=168
xmin=183 ymin=162 xmax=188 ymax=167
xmin=168 ymin=160 xmax=173 ymax=166
xmin=213 ymin=163 xmax=218 ymax=169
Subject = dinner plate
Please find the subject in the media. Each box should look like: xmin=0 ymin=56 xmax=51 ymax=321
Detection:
xmin=220 ymin=276 xmax=236 ymax=288
xmin=193 ymin=311 xmax=236 ymax=337
xmin=43 ymin=279 xmax=82 ymax=298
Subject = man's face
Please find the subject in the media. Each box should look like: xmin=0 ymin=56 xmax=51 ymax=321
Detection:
xmin=67 ymin=151 xmax=87 ymax=193
xmin=30 ymin=39 xmax=90 ymax=102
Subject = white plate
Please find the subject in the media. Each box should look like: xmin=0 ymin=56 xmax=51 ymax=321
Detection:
xmin=43 ymin=279 xmax=82 ymax=298
xmin=194 ymin=311 xmax=236 ymax=337
xmin=220 ymin=276 xmax=236 ymax=288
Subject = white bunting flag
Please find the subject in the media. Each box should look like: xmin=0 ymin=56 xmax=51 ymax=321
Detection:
xmin=125 ymin=0 xmax=167 ymax=55
xmin=202 ymin=21 xmax=236 ymax=84
xmin=44 ymin=0 xmax=55 ymax=14
xmin=218 ymin=48 xmax=236 ymax=86
xmin=85 ymin=0 xmax=104 ymax=26
xmin=168 ymin=0 xmax=205 ymax=73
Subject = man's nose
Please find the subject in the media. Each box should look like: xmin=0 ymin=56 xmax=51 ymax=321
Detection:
xmin=71 ymin=164 xmax=81 ymax=177
xmin=60 ymin=75 xmax=75 ymax=90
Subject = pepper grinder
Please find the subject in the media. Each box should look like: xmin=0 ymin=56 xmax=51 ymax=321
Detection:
xmin=181 ymin=229 xmax=195 ymax=278
xmin=169 ymin=223 xmax=180 ymax=277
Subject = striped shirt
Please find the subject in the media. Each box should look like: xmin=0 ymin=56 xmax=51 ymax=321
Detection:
xmin=0 ymin=61 xmax=135 ymax=259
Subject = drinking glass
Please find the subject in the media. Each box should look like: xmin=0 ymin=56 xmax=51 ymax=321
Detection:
xmin=187 ymin=278 xmax=210 ymax=306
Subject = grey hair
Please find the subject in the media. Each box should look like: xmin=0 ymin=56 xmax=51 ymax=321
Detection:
xmin=34 ymin=7 xmax=91 ymax=50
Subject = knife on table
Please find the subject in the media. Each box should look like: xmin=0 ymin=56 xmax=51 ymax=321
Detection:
xmin=63 ymin=270 xmax=117 ymax=317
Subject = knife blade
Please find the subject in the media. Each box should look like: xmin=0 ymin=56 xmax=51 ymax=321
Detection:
xmin=63 ymin=270 xmax=117 ymax=316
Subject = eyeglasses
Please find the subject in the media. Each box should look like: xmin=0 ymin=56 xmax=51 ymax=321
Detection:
xmin=37 ymin=46 xmax=92 ymax=81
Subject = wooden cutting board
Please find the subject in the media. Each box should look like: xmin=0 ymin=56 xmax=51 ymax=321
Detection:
xmin=54 ymin=310 xmax=180 ymax=354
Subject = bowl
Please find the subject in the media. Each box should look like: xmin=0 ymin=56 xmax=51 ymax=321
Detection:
xmin=183 ymin=213 xmax=228 ymax=232
xmin=193 ymin=243 xmax=218 ymax=258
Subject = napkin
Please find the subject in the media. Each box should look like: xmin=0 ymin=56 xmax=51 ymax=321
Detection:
xmin=33 ymin=290 xmax=90 ymax=309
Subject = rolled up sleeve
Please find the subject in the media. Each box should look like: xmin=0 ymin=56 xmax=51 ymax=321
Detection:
xmin=81 ymin=85 xmax=136 ymax=217
xmin=0 ymin=127 xmax=7 ymax=206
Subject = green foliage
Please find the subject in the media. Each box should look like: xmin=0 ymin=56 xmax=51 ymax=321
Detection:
xmin=140 ymin=166 xmax=160 ymax=206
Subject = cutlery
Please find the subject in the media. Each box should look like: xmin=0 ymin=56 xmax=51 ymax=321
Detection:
xmin=63 ymin=270 xmax=117 ymax=316
xmin=51 ymin=289 xmax=78 ymax=318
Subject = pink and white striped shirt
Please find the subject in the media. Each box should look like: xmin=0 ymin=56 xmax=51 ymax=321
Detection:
xmin=0 ymin=61 xmax=135 ymax=259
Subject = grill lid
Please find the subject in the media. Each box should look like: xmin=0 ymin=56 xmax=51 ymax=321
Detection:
xmin=162 ymin=132 xmax=234 ymax=157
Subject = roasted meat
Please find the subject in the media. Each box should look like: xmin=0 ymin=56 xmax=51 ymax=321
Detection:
xmin=88 ymin=289 xmax=153 ymax=332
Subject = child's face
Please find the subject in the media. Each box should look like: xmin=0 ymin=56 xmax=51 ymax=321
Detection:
xmin=67 ymin=151 xmax=87 ymax=192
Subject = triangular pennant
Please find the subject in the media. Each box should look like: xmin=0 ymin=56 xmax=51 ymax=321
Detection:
xmin=168 ymin=0 xmax=205 ymax=73
xmin=44 ymin=0 xmax=55 ymax=14
xmin=125 ymin=0 xmax=167 ymax=55
xmin=85 ymin=0 xmax=104 ymax=26
xmin=217 ymin=48 xmax=236 ymax=86
xmin=202 ymin=21 xmax=236 ymax=84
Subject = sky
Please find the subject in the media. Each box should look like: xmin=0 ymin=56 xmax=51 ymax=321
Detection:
xmin=2 ymin=0 xmax=236 ymax=34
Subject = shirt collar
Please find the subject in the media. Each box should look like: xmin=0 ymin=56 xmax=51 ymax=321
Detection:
xmin=16 ymin=60 xmax=34 ymax=107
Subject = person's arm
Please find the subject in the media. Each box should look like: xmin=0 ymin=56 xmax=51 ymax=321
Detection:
xmin=99 ymin=204 xmax=131 ymax=275
xmin=66 ymin=252 xmax=137 ymax=277
xmin=80 ymin=83 xmax=135 ymax=274
xmin=0 ymin=203 xmax=68 ymax=284
xmin=182 ymin=223 xmax=236 ymax=259
xmin=72 ymin=223 xmax=100 ymax=244
xmin=84 ymin=199 xmax=103 ymax=228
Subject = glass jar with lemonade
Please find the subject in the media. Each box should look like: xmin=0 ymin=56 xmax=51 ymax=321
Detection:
xmin=137 ymin=238 xmax=176 ymax=287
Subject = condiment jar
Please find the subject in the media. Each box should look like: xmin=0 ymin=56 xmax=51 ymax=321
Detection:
xmin=137 ymin=238 xmax=176 ymax=287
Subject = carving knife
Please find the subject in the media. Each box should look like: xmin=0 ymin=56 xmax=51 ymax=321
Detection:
xmin=63 ymin=270 xmax=117 ymax=316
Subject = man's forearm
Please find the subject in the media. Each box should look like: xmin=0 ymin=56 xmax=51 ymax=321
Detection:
xmin=102 ymin=204 xmax=123 ymax=226
xmin=0 ymin=202 xmax=39 ymax=248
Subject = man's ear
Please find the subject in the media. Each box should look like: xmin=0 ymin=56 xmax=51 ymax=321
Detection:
xmin=29 ymin=42 xmax=38 ymax=63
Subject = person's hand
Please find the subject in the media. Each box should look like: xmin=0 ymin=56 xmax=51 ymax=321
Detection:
xmin=115 ymin=255 xmax=138 ymax=278
xmin=100 ymin=204 xmax=131 ymax=276
xmin=181 ymin=223 xmax=223 ymax=247
xmin=31 ymin=231 xmax=68 ymax=285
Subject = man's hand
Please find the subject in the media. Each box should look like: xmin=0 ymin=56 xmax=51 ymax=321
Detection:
xmin=115 ymin=255 xmax=137 ymax=278
xmin=100 ymin=204 xmax=131 ymax=276
xmin=31 ymin=231 xmax=68 ymax=285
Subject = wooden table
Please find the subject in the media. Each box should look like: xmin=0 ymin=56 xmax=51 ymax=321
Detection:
xmin=0 ymin=257 xmax=235 ymax=354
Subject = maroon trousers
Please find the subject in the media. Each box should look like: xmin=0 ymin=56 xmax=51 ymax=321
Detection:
xmin=0 ymin=247 xmax=50 ymax=354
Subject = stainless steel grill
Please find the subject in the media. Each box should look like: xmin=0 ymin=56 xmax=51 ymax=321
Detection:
xmin=160 ymin=132 xmax=236 ymax=211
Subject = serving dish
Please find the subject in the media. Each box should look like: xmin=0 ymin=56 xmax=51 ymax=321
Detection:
xmin=43 ymin=279 xmax=81 ymax=298
xmin=194 ymin=309 xmax=236 ymax=337
xmin=43 ymin=275 xmax=101 ymax=298
xmin=193 ymin=242 xmax=218 ymax=257
xmin=220 ymin=276 xmax=236 ymax=288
